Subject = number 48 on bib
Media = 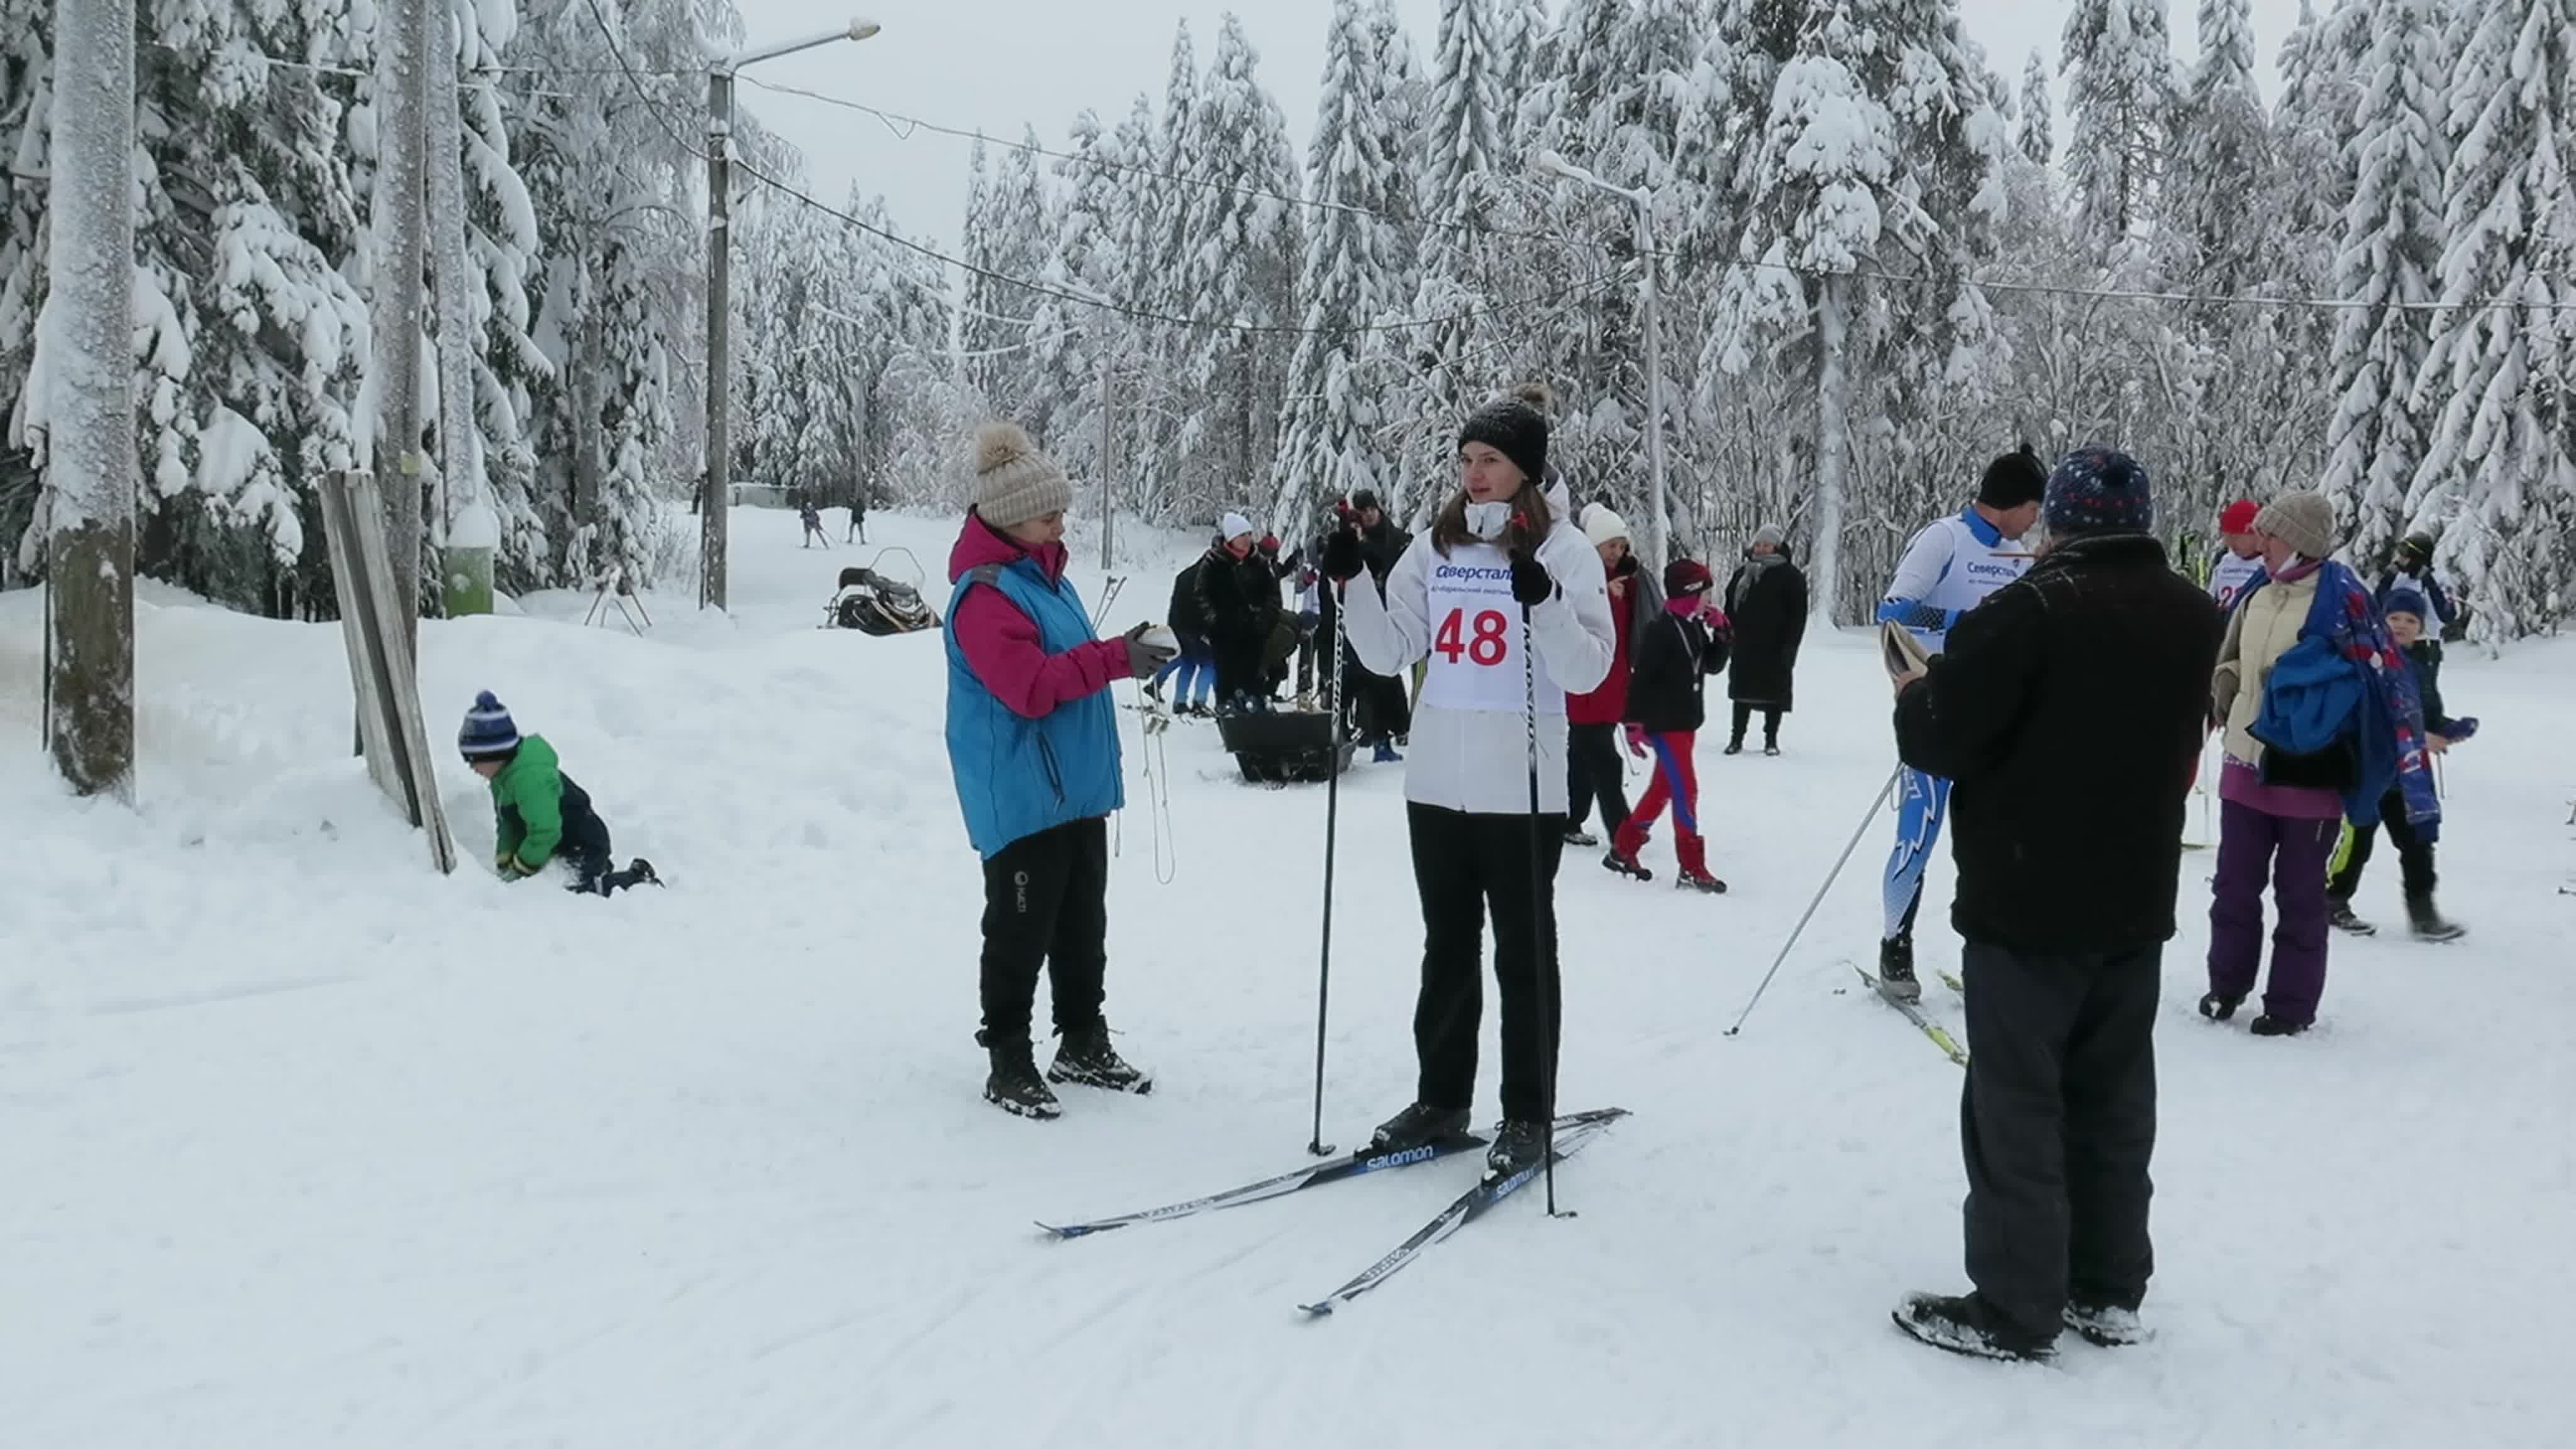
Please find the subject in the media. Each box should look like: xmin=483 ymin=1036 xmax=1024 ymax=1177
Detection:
xmin=1434 ymin=608 xmax=1511 ymax=667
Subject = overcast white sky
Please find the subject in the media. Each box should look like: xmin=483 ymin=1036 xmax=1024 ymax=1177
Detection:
xmin=726 ymin=0 xmax=2305 ymax=253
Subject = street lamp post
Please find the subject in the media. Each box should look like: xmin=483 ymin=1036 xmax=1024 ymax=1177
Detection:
xmin=1533 ymin=150 xmax=1670 ymax=570
xmin=702 ymin=18 xmax=882 ymax=611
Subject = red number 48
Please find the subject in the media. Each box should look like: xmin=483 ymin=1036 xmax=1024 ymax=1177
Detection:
xmin=1434 ymin=608 xmax=1511 ymax=666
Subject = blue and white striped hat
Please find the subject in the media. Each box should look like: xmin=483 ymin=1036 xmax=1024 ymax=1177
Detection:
xmin=458 ymin=691 xmax=521 ymax=759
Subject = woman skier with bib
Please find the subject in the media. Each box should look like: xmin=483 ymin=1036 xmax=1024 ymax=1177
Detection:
xmin=1320 ymin=386 xmax=1617 ymax=1181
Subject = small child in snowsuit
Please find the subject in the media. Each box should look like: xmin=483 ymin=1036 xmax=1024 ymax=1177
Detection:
xmin=459 ymin=692 xmax=660 ymax=896
xmin=1609 ymin=558 xmax=1733 ymax=894
xmin=2326 ymin=589 xmax=2473 ymax=939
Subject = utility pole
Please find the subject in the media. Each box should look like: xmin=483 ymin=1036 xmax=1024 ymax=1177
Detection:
xmin=43 ymin=0 xmax=138 ymax=797
xmin=701 ymin=64 xmax=733 ymax=611
xmin=426 ymin=14 xmax=494 ymax=614
xmin=699 ymin=19 xmax=885 ymax=613
xmin=1532 ymin=150 xmax=1670 ymax=568
xmin=1099 ymin=353 xmax=1116 ymax=572
xmin=370 ymin=0 xmax=432 ymax=633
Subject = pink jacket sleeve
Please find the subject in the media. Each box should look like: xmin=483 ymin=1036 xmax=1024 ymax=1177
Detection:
xmin=953 ymin=586 xmax=1128 ymax=719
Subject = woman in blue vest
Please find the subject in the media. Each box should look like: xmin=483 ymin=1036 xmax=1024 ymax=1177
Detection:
xmin=945 ymin=422 xmax=1172 ymax=1119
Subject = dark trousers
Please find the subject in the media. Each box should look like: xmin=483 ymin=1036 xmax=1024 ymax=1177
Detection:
xmin=2328 ymin=789 xmax=2436 ymax=902
xmin=977 ymin=819 xmax=1109 ymax=1050
xmin=1566 ymin=722 xmax=1631 ymax=838
xmin=1346 ymin=649 xmax=1412 ymax=742
xmin=1407 ymin=803 xmax=1565 ymax=1123
xmin=1960 ymin=940 xmax=2160 ymax=1341
xmin=1213 ymin=630 xmax=1268 ymax=706
xmin=1729 ymin=702 xmax=1782 ymax=747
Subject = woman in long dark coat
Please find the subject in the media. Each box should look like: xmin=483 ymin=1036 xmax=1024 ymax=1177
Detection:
xmin=1721 ymin=524 xmax=1809 ymax=755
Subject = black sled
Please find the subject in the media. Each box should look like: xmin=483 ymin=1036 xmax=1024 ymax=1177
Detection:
xmin=1216 ymin=708 xmax=1353 ymax=786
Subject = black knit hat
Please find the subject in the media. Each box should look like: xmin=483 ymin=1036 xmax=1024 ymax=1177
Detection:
xmin=1460 ymin=397 xmax=1550 ymax=489
xmin=1349 ymin=489 xmax=1381 ymax=513
xmin=1978 ymin=443 xmax=2048 ymax=509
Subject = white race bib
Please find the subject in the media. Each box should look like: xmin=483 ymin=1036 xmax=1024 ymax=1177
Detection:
xmin=1420 ymin=545 xmax=1544 ymax=714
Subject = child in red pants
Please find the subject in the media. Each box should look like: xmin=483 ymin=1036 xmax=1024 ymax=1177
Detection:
xmin=1609 ymin=558 xmax=1732 ymax=893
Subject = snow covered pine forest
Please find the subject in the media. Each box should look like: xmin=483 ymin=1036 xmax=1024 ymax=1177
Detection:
xmin=6 ymin=0 xmax=2576 ymax=1444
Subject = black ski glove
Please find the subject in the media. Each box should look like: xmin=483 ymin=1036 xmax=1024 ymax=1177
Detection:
xmin=1320 ymin=526 xmax=1365 ymax=582
xmin=1122 ymin=622 xmax=1177 ymax=679
xmin=1509 ymin=550 xmax=1555 ymax=608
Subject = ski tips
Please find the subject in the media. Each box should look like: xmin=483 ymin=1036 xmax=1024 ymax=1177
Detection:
xmin=1036 ymin=1220 xmax=1108 ymax=1241
xmin=1297 ymin=1302 xmax=1335 ymax=1318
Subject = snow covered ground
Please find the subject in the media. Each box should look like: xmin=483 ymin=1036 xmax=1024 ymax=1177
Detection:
xmin=6 ymin=506 xmax=2573 ymax=1448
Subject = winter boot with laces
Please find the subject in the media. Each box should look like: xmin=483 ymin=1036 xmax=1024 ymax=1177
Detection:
xmin=2406 ymin=896 xmax=2466 ymax=943
xmin=979 ymin=1035 xmax=1062 ymax=1120
xmin=2328 ymin=897 xmax=2377 ymax=935
xmin=1048 ymin=1021 xmax=1153 ymax=1094
xmin=1675 ymin=867 xmax=1728 ymax=895
xmin=1484 ymin=1118 xmax=1551 ymax=1182
xmin=1562 ymin=825 xmax=1601 ymax=848
xmin=2063 ymin=1302 xmax=2150 ymax=1348
xmin=1370 ymin=1102 xmax=1472 ymax=1153
xmin=1876 ymin=933 xmax=1921 ymax=1002
xmin=1892 ymin=1292 xmax=2057 ymax=1362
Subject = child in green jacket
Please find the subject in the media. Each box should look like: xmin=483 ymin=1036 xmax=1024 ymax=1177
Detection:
xmin=459 ymin=692 xmax=658 ymax=895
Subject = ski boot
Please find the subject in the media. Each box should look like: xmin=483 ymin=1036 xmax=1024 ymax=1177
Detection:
xmin=625 ymin=857 xmax=661 ymax=887
xmin=1562 ymin=825 xmax=1601 ymax=848
xmin=2250 ymin=1014 xmax=2310 ymax=1038
xmin=2062 ymin=1302 xmax=2150 ymax=1348
xmin=1370 ymin=1102 xmax=1472 ymax=1153
xmin=980 ymin=1035 xmax=1062 ymax=1120
xmin=1892 ymin=1292 xmax=2057 ymax=1362
xmin=2198 ymin=991 xmax=2244 ymax=1022
xmin=1484 ymin=1118 xmax=1550 ymax=1182
xmin=2406 ymin=896 xmax=2466 ymax=943
xmin=1675 ymin=867 xmax=1728 ymax=895
xmin=1048 ymin=1021 xmax=1153 ymax=1094
xmin=2328 ymin=898 xmax=2377 ymax=935
xmin=1876 ymin=934 xmax=1921 ymax=1002
xmin=1602 ymin=846 xmax=1653 ymax=882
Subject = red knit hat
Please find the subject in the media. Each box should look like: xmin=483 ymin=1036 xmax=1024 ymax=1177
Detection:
xmin=2218 ymin=499 xmax=2260 ymax=536
xmin=1664 ymin=558 xmax=1714 ymax=597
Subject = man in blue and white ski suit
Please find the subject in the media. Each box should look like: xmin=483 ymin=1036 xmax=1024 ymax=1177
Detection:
xmin=1874 ymin=445 xmax=2048 ymax=1000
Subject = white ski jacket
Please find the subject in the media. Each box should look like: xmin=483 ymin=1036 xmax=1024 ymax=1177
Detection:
xmin=1342 ymin=486 xmax=1616 ymax=816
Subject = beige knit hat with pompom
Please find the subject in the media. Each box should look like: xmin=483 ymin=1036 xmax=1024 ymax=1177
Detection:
xmin=972 ymin=421 xmax=1072 ymax=530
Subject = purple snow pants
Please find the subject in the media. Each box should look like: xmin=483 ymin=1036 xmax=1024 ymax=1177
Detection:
xmin=2207 ymin=798 xmax=2340 ymax=1025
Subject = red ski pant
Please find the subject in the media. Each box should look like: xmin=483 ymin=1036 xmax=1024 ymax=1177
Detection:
xmin=1615 ymin=730 xmax=1705 ymax=875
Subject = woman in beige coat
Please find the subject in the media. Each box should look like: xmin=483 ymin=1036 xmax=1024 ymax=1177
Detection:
xmin=2202 ymin=492 xmax=2346 ymax=1036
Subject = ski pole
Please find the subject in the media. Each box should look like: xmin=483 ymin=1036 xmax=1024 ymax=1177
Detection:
xmin=1304 ymin=586 xmax=1349 ymax=1158
xmin=1724 ymin=765 xmax=1904 ymax=1039
xmin=1521 ymin=602 xmax=1565 ymax=1218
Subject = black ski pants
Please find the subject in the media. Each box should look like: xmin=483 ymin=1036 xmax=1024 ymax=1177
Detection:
xmin=1407 ymin=802 xmax=1565 ymax=1124
xmin=1959 ymin=940 xmax=2160 ymax=1341
xmin=2328 ymin=789 xmax=2436 ymax=902
xmin=1728 ymin=702 xmax=1782 ymax=748
xmin=977 ymin=819 xmax=1109 ymax=1051
xmin=1565 ymin=722 xmax=1631 ymax=839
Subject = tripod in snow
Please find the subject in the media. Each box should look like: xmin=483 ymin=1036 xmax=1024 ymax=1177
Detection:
xmin=582 ymin=567 xmax=652 ymax=636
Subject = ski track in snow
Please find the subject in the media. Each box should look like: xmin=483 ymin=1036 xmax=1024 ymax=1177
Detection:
xmin=4 ymin=508 xmax=2573 ymax=1447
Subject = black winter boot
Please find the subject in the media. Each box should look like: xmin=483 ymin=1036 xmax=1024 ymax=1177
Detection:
xmin=1049 ymin=1021 xmax=1153 ymax=1094
xmin=2063 ymin=1301 xmax=2150 ymax=1347
xmin=2407 ymin=896 xmax=2466 ymax=943
xmin=1370 ymin=1102 xmax=1472 ymax=1153
xmin=2250 ymin=1014 xmax=2310 ymax=1038
xmin=1892 ymin=1292 xmax=2057 ymax=1361
xmin=980 ymin=1035 xmax=1062 ymax=1119
xmin=2198 ymin=991 xmax=2244 ymax=1022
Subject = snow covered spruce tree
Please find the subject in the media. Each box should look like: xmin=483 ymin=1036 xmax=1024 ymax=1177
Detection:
xmin=1173 ymin=14 xmax=1304 ymax=518
xmin=2409 ymin=0 xmax=2576 ymax=638
xmin=1386 ymin=0 xmax=1505 ymax=511
xmin=2017 ymin=51 xmax=2054 ymax=165
xmin=1706 ymin=0 xmax=2009 ymax=621
xmin=2319 ymin=0 xmax=2450 ymax=570
xmin=1270 ymin=0 xmax=1407 ymax=534
xmin=1024 ymin=109 xmax=1127 ymax=492
xmin=34 ymin=0 xmax=135 ymax=792
xmin=958 ymin=134 xmax=1057 ymax=433
xmin=2061 ymin=0 xmax=2176 ymax=265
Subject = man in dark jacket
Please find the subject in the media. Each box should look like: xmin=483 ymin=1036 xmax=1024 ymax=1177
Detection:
xmin=1886 ymin=448 xmax=2224 ymax=1363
